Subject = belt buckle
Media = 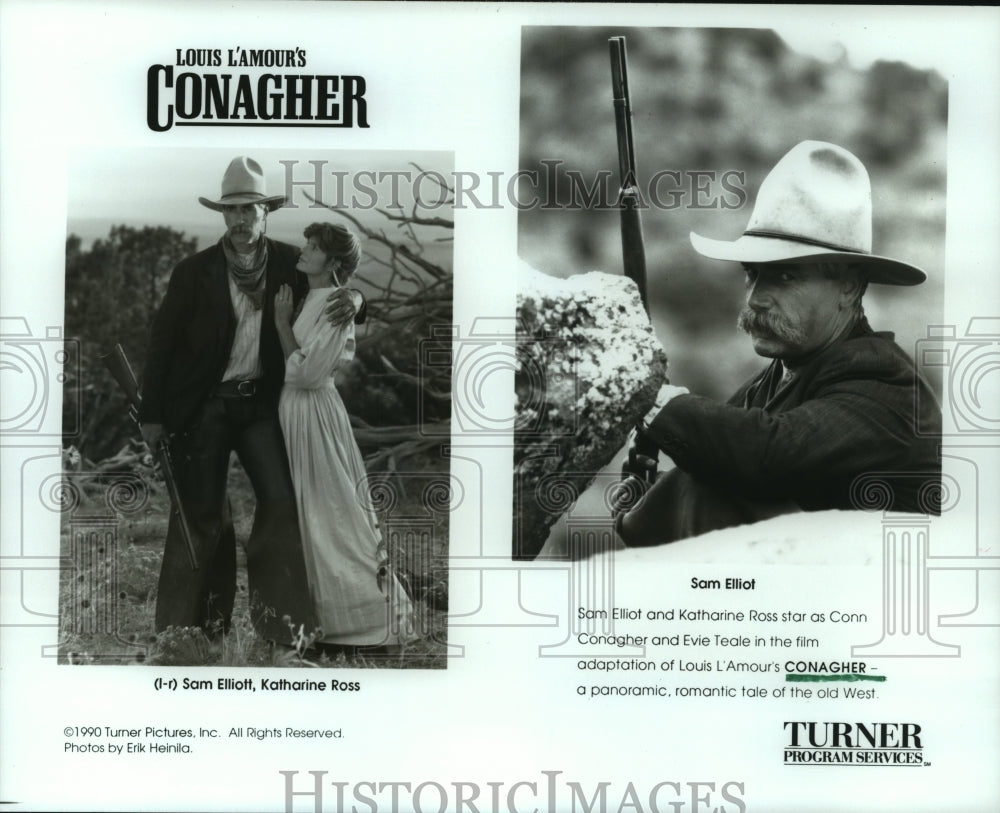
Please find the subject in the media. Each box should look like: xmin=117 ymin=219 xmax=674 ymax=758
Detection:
xmin=237 ymin=380 xmax=256 ymax=397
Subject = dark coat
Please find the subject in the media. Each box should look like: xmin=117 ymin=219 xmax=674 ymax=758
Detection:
xmin=619 ymin=318 xmax=942 ymax=546
xmin=139 ymin=238 xmax=306 ymax=432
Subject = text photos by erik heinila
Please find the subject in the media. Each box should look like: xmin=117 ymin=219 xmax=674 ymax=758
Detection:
xmin=513 ymin=27 xmax=945 ymax=561
xmin=60 ymin=149 xmax=454 ymax=668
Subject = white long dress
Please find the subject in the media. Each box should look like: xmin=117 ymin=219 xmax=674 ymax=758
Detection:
xmin=278 ymin=287 xmax=413 ymax=646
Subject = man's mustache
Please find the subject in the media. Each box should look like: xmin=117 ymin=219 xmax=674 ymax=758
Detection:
xmin=227 ymin=224 xmax=260 ymax=241
xmin=737 ymin=307 xmax=806 ymax=346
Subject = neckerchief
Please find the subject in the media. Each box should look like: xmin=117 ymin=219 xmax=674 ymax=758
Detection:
xmin=221 ymin=235 xmax=268 ymax=310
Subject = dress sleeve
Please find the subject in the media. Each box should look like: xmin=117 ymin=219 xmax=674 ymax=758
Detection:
xmin=283 ymin=312 xmax=356 ymax=389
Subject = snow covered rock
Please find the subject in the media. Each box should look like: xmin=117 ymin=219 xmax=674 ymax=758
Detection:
xmin=513 ymin=263 xmax=667 ymax=560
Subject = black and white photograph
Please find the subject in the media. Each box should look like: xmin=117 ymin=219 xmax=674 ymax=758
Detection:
xmin=59 ymin=148 xmax=453 ymax=668
xmin=1 ymin=3 xmax=998 ymax=812
xmin=514 ymin=26 xmax=946 ymax=560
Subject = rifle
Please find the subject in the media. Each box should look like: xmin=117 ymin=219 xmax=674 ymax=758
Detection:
xmin=609 ymin=36 xmax=659 ymax=511
xmin=101 ymin=343 xmax=199 ymax=571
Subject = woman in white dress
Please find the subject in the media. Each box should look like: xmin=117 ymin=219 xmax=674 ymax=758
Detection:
xmin=273 ymin=222 xmax=413 ymax=649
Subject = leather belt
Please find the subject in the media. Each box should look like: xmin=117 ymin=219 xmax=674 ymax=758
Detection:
xmin=214 ymin=379 xmax=261 ymax=398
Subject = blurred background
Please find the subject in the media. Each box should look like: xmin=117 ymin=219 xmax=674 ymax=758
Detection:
xmin=518 ymin=26 xmax=947 ymax=401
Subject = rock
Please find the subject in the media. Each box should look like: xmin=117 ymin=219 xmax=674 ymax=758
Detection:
xmin=513 ymin=262 xmax=667 ymax=559
xmin=609 ymin=508 xmax=886 ymax=568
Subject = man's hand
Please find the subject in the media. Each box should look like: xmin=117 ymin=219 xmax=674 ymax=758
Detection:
xmin=324 ymin=287 xmax=363 ymax=327
xmin=642 ymin=383 xmax=690 ymax=427
xmin=612 ymin=431 xmax=658 ymax=519
xmin=274 ymin=284 xmax=294 ymax=326
xmin=141 ymin=422 xmax=165 ymax=451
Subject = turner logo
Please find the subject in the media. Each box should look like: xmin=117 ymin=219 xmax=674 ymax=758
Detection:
xmin=783 ymin=722 xmax=926 ymax=766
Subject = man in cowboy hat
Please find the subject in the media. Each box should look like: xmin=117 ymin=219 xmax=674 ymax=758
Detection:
xmin=618 ymin=141 xmax=942 ymax=547
xmin=139 ymin=156 xmax=364 ymax=644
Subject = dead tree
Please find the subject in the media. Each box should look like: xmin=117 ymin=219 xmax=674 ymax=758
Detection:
xmin=305 ymin=166 xmax=453 ymax=472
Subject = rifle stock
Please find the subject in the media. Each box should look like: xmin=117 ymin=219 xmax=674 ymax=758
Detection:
xmin=101 ymin=344 xmax=199 ymax=571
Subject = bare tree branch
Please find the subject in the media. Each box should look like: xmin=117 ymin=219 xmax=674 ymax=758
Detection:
xmin=375 ymin=207 xmax=454 ymax=230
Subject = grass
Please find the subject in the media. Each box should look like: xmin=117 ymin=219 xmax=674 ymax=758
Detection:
xmin=58 ymin=457 xmax=448 ymax=669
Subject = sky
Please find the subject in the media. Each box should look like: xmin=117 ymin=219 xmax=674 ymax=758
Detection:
xmin=66 ymin=148 xmax=454 ymax=250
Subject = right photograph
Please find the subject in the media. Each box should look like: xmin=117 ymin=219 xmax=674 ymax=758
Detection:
xmin=513 ymin=26 xmax=946 ymax=560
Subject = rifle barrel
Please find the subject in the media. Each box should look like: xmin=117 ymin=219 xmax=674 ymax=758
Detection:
xmin=155 ymin=440 xmax=199 ymax=571
xmin=609 ymin=35 xmax=658 ymax=492
xmin=609 ymin=37 xmax=637 ymax=184
xmin=101 ymin=343 xmax=199 ymax=571
xmin=100 ymin=343 xmax=140 ymax=404
xmin=609 ymin=36 xmax=649 ymax=312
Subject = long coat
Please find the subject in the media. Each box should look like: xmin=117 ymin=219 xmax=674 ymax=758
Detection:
xmin=619 ymin=319 xmax=942 ymax=546
xmin=139 ymin=238 xmax=305 ymax=431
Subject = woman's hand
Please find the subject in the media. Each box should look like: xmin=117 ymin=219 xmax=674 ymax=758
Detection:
xmin=274 ymin=284 xmax=294 ymax=325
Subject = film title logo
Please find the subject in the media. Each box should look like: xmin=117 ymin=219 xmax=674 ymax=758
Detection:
xmin=146 ymin=47 xmax=368 ymax=132
xmin=783 ymin=722 xmax=926 ymax=767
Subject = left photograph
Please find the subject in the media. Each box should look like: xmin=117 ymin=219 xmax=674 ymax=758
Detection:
xmin=59 ymin=148 xmax=453 ymax=668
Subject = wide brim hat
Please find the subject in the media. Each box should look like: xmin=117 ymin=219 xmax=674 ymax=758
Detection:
xmin=689 ymin=141 xmax=926 ymax=286
xmin=198 ymin=156 xmax=286 ymax=212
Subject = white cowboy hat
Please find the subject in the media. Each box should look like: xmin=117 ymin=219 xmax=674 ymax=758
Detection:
xmin=198 ymin=156 xmax=287 ymax=212
xmin=689 ymin=140 xmax=926 ymax=285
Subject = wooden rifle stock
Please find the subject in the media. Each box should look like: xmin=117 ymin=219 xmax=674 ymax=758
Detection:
xmin=101 ymin=343 xmax=199 ymax=571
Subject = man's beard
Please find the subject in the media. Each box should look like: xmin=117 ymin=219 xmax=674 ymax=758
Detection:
xmin=737 ymin=307 xmax=807 ymax=348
